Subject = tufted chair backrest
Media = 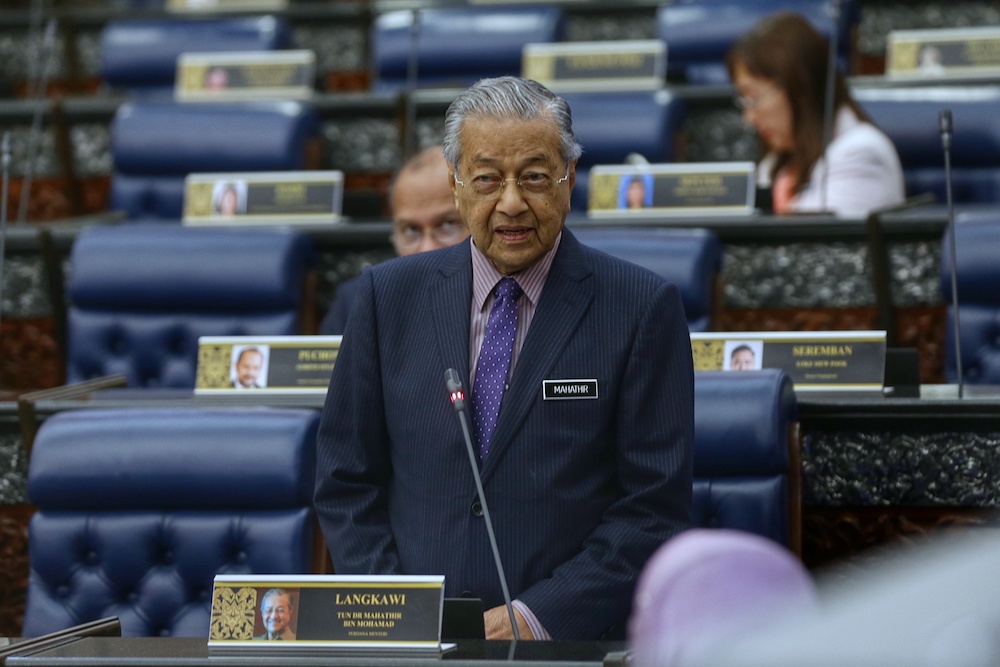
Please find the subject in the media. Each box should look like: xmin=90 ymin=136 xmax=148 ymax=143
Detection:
xmin=692 ymin=370 xmax=800 ymax=552
xmin=23 ymin=407 xmax=321 ymax=638
xmin=66 ymin=224 xmax=316 ymax=388
xmin=939 ymin=211 xmax=1000 ymax=384
xmin=572 ymin=227 xmax=723 ymax=332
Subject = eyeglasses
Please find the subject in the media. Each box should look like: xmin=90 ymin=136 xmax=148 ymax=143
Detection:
xmin=454 ymin=166 xmax=570 ymax=200
xmin=735 ymin=86 xmax=779 ymax=111
xmin=392 ymin=219 xmax=467 ymax=251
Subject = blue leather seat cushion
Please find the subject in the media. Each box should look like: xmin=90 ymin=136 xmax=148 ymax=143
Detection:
xmin=692 ymin=477 xmax=788 ymax=540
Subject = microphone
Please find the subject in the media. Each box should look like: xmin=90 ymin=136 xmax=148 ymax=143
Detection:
xmin=1 ymin=132 xmax=11 ymax=337
xmin=444 ymin=368 xmax=521 ymax=641
xmin=18 ymin=17 xmax=58 ymax=224
xmin=819 ymin=0 xmax=842 ymax=214
xmin=940 ymin=108 xmax=964 ymax=399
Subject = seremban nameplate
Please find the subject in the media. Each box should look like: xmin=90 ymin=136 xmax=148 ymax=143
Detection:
xmin=690 ymin=331 xmax=887 ymax=391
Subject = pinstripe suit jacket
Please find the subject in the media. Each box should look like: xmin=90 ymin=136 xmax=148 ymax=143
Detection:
xmin=315 ymin=228 xmax=693 ymax=640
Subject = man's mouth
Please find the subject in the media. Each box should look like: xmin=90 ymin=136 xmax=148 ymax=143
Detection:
xmin=495 ymin=227 xmax=532 ymax=242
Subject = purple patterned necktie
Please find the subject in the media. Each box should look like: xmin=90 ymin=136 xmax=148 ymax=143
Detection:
xmin=471 ymin=277 xmax=522 ymax=459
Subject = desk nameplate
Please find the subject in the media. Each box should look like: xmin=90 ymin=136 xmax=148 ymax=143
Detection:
xmin=195 ymin=335 xmax=340 ymax=395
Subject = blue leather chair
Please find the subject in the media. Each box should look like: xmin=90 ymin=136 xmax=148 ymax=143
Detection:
xmin=66 ymin=224 xmax=316 ymax=388
xmin=939 ymin=211 xmax=1000 ymax=384
xmin=563 ymin=90 xmax=687 ymax=212
xmin=100 ymin=16 xmax=294 ymax=98
xmin=692 ymin=370 xmax=800 ymax=552
xmin=856 ymin=86 xmax=1000 ymax=204
xmin=371 ymin=6 xmax=565 ymax=92
xmin=109 ymin=100 xmax=320 ymax=221
xmin=657 ymin=0 xmax=858 ymax=85
xmin=23 ymin=407 xmax=321 ymax=637
xmin=571 ymin=227 xmax=723 ymax=332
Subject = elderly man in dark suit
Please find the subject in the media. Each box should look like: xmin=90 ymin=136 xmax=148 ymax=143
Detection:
xmin=314 ymin=76 xmax=693 ymax=641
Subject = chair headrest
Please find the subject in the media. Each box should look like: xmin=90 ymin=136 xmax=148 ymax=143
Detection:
xmin=939 ymin=212 xmax=1000 ymax=303
xmin=694 ymin=369 xmax=797 ymax=475
xmin=100 ymin=16 xmax=293 ymax=89
xmin=111 ymin=100 xmax=319 ymax=175
xmin=68 ymin=224 xmax=315 ymax=310
xmin=28 ymin=408 xmax=319 ymax=509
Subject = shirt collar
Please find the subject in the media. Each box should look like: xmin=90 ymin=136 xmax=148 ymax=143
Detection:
xmin=470 ymin=231 xmax=562 ymax=311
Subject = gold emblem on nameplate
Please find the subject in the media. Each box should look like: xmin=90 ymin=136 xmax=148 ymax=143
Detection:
xmin=209 ymin=586 xmax=257 ymax=640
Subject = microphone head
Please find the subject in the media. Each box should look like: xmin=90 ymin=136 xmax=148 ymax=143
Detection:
xmin=444 ymin=368 xmax=465 ymax=411
xmin=939 ymin=109 xmax=953 ymax=135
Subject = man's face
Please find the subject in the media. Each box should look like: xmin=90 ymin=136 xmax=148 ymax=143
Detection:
xmin=450 ymin=115 xmax=575 ymax=275
xmin=236 ymin=350 xmax=263 ymax=387
xmin=220 ymin=188 xmax=238 ymax=216
xmin=261 ymin=593 xmax=293 ymax=637
xmin=392 ymin=161 xmax=468 ymax=256
xmin=731 ymin=348 xmax=756 ymax=371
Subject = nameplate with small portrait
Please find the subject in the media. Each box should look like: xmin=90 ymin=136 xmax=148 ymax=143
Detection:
xmin=690 ymin=331 xmax=887 ymax=391
xmin=195 ymin=335 xmax=341 ymax=395
xmin=522 ymin=40 xmax=666 ymax=92
xmin=183 ymin=171 xmax=344 ymax=226
xmin=208 ymin=574 xmax=453 ymax=657
xmin=886 ymin=27 xmax=1000 ymax=80
xmin=175 ymin=50 xmax=315 ymax=102
xmin=166 ymin=0 xmax=288 ymax=13
xmin=587 ymin=163 xmax=755 ymax=218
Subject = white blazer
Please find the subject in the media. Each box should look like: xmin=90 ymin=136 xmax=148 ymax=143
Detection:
xmin=758 ymin=106 xmax=906 ymax=217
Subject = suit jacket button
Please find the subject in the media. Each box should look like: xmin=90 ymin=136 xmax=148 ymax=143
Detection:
xmin=471 ymin=501 xmax=483 ymax=517
xmin=461 ymin=590 xmax=476 ymax=598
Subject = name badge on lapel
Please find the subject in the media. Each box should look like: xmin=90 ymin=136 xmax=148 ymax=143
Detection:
xmin=543 ymin=379 xmax=599 ymax=400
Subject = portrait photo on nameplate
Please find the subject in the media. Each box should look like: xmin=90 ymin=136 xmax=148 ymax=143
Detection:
xmin=690 ymin=331 xmax=887 ymax=391
xmin=195 ymin=335 xmax=341 ymax=394
xmin=175 ymin=50 xmax=315 ymax=101
xmin=587 ymin=163 xmax=755 ymax=218
xmin=207 ymin=574 xmax=450 ymax=657
xmin=522 ymin=40 xmax=666 ymax=92
xmin=183 ymin=171 xmax=344 ymax=225
xmin=886 ymin=27 xmax=1000 ymax=80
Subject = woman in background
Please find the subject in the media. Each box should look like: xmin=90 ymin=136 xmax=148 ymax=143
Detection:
xmin=727 ymin=12 xmax=904 ymax=217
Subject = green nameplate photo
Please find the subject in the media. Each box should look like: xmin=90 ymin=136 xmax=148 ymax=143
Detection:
xmin=183 ymin=171 xmax=344 ymax=225
xmin=195 ymin=336 xmax=341 ymax=395
xmin=522 ymin=40 xmax=666 ymax=92
xmin=886 ymin=27 xmax=1000 ymax=80
xmin=588 ymin=163 xmax=755 ymax=218
xmin=175 ymin=50 xmax=315 ymax=102
xmin=207 ymin=574 xmax=451 ymax=657
xmin=166 ymin=0 xmax=288 ymax=12
xmin=690 ymin=331 xmax=887 ymax=391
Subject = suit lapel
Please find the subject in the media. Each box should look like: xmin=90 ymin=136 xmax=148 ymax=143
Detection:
xmin=431 ymin=242 xmax=474 ymax=387
xmin=481 ymin=230 xmax=594 ymax=481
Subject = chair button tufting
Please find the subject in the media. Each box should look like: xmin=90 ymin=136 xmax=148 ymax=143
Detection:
xmin=86 ymin=551 xmax=99 ymax=565
xmin=235 ymin=551 xmax=248 ymax=564
xmin=56 ymin=585 xmax=70 ymax=598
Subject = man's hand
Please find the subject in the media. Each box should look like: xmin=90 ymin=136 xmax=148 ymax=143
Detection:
xmin=484 ymin=605 xmax=535 ymax=640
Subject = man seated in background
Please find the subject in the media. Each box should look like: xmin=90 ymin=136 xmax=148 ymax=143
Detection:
xmin=320 ymin=145 xmax=469 ymax=334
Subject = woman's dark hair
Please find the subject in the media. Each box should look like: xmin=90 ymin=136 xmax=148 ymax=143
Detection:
xmin=726 ymin=12 xmax=869 ymax=193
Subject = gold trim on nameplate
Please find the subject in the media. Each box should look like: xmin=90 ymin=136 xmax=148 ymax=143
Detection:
xmin=183 ymin=171 xmax=344 ymax=226
xmin=689 ymin=331 xmax=887 ymax=392
xmin=195 ymin=335 xmax=342 ymax=395
xmin=166 ymin=0 xmax=289 ymax=13
xmin=522 ymin=40 xmax=666 ymax=93
xmin=175 ymin=50 xmax=315 ymax=102
xmin=886 ymin=27 xmax=1000 ymax=79
xmin=588 ymin=162 xmax=755 ymax=218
